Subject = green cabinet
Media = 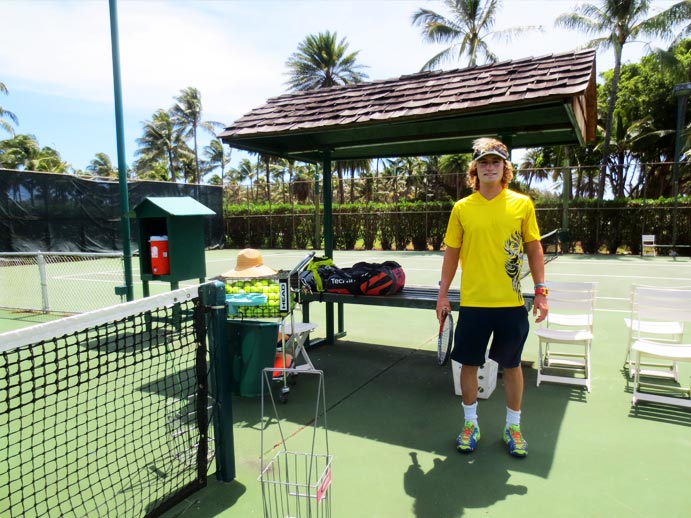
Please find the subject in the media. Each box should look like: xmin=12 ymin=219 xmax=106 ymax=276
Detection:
xmin=131 ymin=196 xmax=215 ymax=293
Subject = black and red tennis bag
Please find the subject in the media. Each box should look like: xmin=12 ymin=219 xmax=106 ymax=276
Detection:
xmin=301 ymin=257 xmax=405 ymax=296
xmin=348 ymin=261 xmax=406 ymax=295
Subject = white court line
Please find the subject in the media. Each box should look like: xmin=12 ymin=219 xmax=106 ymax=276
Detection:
xmin=553 ymin=259 xmax=691 ymax=268
xmin=551 ymin=272 xmax=690 ymax=281
xmin=54 ymin=269 xmax=128 ymax=279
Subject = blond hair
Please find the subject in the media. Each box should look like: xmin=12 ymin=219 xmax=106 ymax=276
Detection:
xmin=466 ymin=138 xmax=514 ymax=192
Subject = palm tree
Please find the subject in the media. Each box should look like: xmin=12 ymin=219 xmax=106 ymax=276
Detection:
xmin=229 ymin=158 xmax=257 ymax=204
xmin=382 ymin=159 xmax=411 ymax=203
xmin=257 ymin=153 xmax=285 ymax=202
xmin=171 ymin=87 xmax=223 ymax=185
xmin=411 ymin=0 xmax=542 ymax=70
xmin=555 ymin=0 xmax=674 ymax=200
xmin=0 ymin=134 xmax=39 ymax=169
xmin=284 ymin=31 xmax=369 ymax=204
xmin=0 ymin=82 xmax=18 ymax=136
xmin=137 ymin=162 xmax=169 ymax=182
xmin=284 ymin=31 xmax=368 ymax=91
xmin=269 ymin=159 xmax=290 ymax=202
xmin=282 ymin=159 xmax=297 ymax=203
xmin=0 ymin=134 xmax=69 ymax=172
xmin=517 ymin=148 xmax=555 ymax=192
xmin=29 ymin=146 xmax=69 ymax=172
xmin=202 ymin=139 xmax=231 ymax=185
xmin=646 ymin=1 xmax=691 ymax=54
xmin=291 ymin=166 xmax=314 ymax=204
xmin=86 ymin=152 xmax=117 ymax=178
xmin=134 ymin=109 xmax=190 ymax=181
xmin=438 ymin=153 xmax=471 ymax=199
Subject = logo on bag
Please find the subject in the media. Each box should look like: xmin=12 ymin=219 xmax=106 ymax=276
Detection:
xmin=279 ymin=278 xmax=289 ymax=311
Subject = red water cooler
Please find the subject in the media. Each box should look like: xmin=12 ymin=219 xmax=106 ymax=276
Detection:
xmin=149 ymin=235 xmax=170 ymax=275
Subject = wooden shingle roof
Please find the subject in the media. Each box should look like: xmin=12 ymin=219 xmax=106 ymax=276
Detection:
xmin=219 ymin=48 xmax=597 ymax=162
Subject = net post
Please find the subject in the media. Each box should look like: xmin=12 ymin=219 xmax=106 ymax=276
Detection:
xmin=201 ymin=280 xmax=236 ymax=482
xmin=37 ymin=252 xmax=50 ymax=312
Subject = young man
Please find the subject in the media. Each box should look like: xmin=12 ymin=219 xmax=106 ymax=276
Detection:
xmin=436 ymin=138 xmax=548 ymax=458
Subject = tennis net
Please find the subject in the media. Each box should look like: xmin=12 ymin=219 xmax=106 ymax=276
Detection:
xmin=0 ymin=285 xmax=212 ymax=518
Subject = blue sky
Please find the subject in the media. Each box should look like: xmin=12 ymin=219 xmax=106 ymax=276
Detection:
xmin=0 ymin=0 xmax=681 ymax=176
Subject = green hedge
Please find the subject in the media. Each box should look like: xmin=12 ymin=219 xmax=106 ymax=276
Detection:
xmin=534 ymin=197 xmax=691 ymax=254
xmin=224 ymin=198 xmax=691 ymax=254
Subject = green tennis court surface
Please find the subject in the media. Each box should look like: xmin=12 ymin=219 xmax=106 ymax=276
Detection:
xmin=3 ymin=251 xmax=691 ymax=517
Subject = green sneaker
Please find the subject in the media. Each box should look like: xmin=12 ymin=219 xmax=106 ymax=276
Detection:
xmin=503 ymin=424 xmax=528 ymax=458
xmin=456 ymin=421 xmax=480 ymax=453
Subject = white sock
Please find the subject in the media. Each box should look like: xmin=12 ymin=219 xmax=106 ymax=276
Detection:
xmin=506 ymin=407 xmax=521 ymax=428
xmin=462 ymin=402 xmax=478 ymax=426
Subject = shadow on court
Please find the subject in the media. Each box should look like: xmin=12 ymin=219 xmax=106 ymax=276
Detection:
xmin=404 ymin=452 xmax=527 ymax=518
xmin=223 ymin=339 xmax=564 ymax=484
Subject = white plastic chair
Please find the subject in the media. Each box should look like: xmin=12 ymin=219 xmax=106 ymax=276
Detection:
xmin=535 ymin=281 xmax=597 ymax=391
xmin=630 ymin=289 xmax=691 ymax=408
xmin=623 ymin=286 xmax=691 ymax=380
xmin=641 ymin=235 xmax=656 ymax=256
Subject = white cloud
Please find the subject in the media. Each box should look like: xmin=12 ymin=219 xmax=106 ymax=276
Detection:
xmin=0 ymin=2 xmax=110 ymax=99
xmin=0 ymin=1 xmax=284 ymax=123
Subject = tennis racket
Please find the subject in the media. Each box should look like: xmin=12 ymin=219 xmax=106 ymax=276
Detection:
xmin=437 ymin=311 xmax=453 ymax=366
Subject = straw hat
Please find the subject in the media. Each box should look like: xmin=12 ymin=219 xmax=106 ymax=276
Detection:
xmin=221 ymin=248 xmax=277 ymax=278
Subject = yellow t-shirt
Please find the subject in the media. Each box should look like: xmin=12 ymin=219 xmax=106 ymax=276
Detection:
xmin=444 ymin=189 xmax=541 ymax=307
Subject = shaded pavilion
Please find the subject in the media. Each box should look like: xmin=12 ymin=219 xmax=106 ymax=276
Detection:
xmin=219 ymin=48 xmax=597 ymax=335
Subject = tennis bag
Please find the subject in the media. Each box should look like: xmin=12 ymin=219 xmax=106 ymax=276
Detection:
xmin=301 ymin=257 xmax=405 ymax=296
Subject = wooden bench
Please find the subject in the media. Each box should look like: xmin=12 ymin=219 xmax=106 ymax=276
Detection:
xmin=301 ymin=285 xmax=535 ymax=344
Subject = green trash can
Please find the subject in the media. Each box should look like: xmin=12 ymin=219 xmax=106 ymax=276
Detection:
xmin=226 ymin=320 xmax=279 ymax=397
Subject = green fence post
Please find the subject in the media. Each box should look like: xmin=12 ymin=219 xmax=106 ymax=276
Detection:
xmin=201 ymin=281 xmax=235 ymax=482
xmin=322 ymin=151 xmax=335 ymax=342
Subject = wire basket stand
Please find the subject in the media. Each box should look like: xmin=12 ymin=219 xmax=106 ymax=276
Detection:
xmin=259 ymin=368 xmax=332 ymax=518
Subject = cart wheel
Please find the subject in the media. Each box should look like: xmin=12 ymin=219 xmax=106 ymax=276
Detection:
xmin=280 ymin=386 xmax=290 ymax=404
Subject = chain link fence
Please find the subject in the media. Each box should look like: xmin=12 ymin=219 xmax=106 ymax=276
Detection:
xmin=0 ymin=252 xmax=126 ymax=314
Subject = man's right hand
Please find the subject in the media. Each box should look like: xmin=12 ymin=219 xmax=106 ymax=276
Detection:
xmin=436 ymin=296 xmax=451 ymax=322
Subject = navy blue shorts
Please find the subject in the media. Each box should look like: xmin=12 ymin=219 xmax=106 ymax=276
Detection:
xmin=450 ymin=306 xmax=529 ymax=368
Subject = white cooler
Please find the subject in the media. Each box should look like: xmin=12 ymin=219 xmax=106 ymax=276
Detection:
xmin=452 ymin=356 xmax=499 ymax=399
